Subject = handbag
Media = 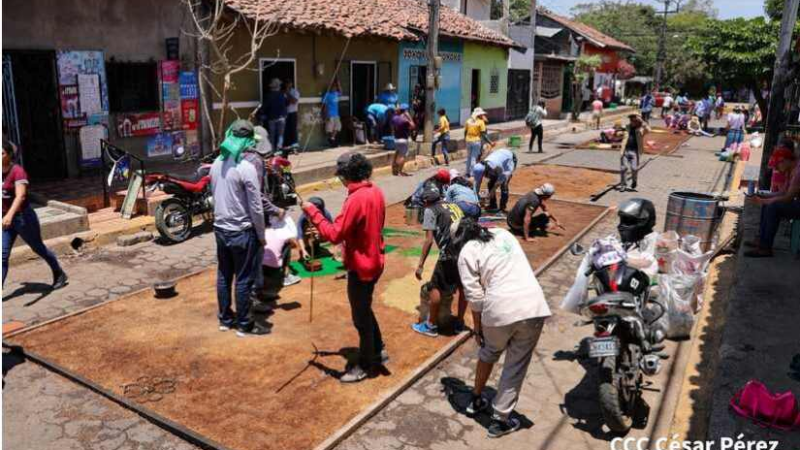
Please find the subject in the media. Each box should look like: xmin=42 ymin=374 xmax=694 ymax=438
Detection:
xmin=729 ymin=380 xmax=800 ymax=431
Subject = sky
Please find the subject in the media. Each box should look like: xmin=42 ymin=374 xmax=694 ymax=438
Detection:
xmin=540 ymin=0 xmax=766 ymax=20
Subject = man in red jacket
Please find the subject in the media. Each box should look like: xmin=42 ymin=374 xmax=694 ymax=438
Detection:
xmin=301 ymin=152 xmax=387 ymax=383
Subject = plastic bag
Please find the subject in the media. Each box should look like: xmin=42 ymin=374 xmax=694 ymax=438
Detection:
xmin=740 ymin=142 xmax=751 ymax=162
xmin=561 ymin=253 xmax=591 ymax=314
xmin=655 ymin=231 xmax=680 ymax=274
xmin=659 ymin=274 xmax=698 ymax=339
xmin=750 ymin=132 xmax=763 ymax=149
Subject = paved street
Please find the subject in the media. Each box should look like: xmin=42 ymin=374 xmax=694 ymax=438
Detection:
xmin=4 ymin=127 xmax=732 ymax=450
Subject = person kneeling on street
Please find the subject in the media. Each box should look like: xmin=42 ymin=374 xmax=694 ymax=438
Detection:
xmin=445 ymin=176 xmax=481 ymax=220
xmin=407 ymin=169 xmax=451 ymax=209
xmin=507 ymin=184 xmax=564 ymax=241
xmin=482 ymin=148 xmax=517 ymax=213
xmin=301 ymin=152 xmax=388 ymax=383
xmin=452 ymin=218 xmax=551 ymax=438
xmin=412 ymin=185 xmax=467 ymax=337
xmin=256 ymin=213 xmax=308 ymax=306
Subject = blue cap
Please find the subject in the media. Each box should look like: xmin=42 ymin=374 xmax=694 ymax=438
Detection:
xmin=399 ymin=103 xmax=410 ymax=111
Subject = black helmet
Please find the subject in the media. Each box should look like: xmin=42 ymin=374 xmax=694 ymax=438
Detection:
xmin=617 ymin=198 xmax=656 ymax=244
xmin=420 ymin=183 xmax=442 ymax=205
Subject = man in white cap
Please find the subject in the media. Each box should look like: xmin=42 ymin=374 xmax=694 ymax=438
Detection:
xmin=506 ymin=184 xmax=564 ymax=242
xmin=482 ymin=148 xmax=517 ymax=213
xmin=377 ymin=83 xmax=399 ymax=107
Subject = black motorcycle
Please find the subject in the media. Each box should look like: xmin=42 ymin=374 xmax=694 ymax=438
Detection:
xmin=571 ymin=242 xmax=668 ymax=434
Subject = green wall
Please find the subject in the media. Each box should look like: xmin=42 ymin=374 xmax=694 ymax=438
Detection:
xmin=461 ymin=42 xmax=508 ymax=123
xmin=213 ymin=31 xmax=399 ymax=149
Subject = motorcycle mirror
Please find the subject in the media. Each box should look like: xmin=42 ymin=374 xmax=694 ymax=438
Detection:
xmin=570 ymin=243 xmax=586 ymax=256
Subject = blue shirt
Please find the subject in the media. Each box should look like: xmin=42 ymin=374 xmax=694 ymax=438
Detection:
xmin=322 ymin=90 xmax=340 ymax=118
xmin=640 ymin=95 xmax=655 ymax=113
xmin=366 ymin=103 xmax=389 ymax=122
xmin=446 ymin=184 xmax=479 ymax=205
xmin=377 ymin=91 xmax=398 ymax=106
xmin=484 ymin=149 xmax=516 ymax=179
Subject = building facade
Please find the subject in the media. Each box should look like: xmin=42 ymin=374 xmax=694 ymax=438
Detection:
xmin=461 ymin=43 xmax=509 ymax=124
xmin=397 ymin=40 xmax=464 ymax=125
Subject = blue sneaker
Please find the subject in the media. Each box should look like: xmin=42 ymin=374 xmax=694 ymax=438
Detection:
xmin=412 ymin=322 xmax=439 ymax=338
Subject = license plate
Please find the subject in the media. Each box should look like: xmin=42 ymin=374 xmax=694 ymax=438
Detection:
xmin=589 ymin=337 xmax=619 ymax=358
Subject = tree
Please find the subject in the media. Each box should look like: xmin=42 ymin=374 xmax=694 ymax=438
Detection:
xmin=685 ymin=17 xmax=795 ymax=115
xmin=765 ymin=0 xmax=800 ymax=20
xmin=182 ymin=0 xmax=279 ymax=146
xmin=569 ymin=54 xmax=602 ymax=120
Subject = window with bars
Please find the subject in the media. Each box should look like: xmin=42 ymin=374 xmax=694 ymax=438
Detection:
xmin=541 ymin=64 xmax=563 ymax=99
xmin=490 ymin=71 xmax=500 ymax=95
xmin=106 ymin=61 xmax=159 ymax=113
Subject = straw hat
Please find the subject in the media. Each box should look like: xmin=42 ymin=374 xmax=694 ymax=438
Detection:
xmin=472 ymin=107 xmax=488 ymax=117
xmin=269 ymin=78 xmax=282 ymax=89
xmin=384 ymin=83 xmax=396 ymax=91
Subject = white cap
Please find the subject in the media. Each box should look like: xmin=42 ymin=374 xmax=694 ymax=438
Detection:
xmin=449 ymin=169 xmax=460 ymax=180
xmin=534 ymin=183 xmax=555 ymax=197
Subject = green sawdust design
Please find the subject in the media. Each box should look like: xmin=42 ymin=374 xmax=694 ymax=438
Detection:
xmin=401 ymin=247 xmax=439 ymax=257
xmin=383 ymin=227 xmax=423 ymax=237
xmin=289 ymin=257 xmax=345 ymax=278
xmin=385 ymin=244 xmax=399 ymax=254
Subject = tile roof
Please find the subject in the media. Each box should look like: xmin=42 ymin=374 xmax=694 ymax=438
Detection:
xmin=537 ymin=9 xmax=635 ymax=53
xmin=224 ymin=0 xmax=515 ymax=47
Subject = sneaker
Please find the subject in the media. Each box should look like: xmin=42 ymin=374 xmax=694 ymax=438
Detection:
xmin=487 ymin=417 xmax=521 ymax=438
xmin=466 ymin=395 xmax=490 ymax=416
xmin=219 ymin=324 xmax=232 ymax=332
xmin=378 ymin=348 xmax=390 ymax=365
xmin=412 ymin=322 xmax=439 ymax=338
xmin=453 ymin=319 xmax=467 ymax=334
xmin=252 ymin=301 xmax=274 ymax=314
xmin=283 ymin=274 xmax=302 ymax=287
xmin=52 ymin=271 xmax=69 ymax=290
xmin=340 ymin=365 xmax=368 ymax=383
xmin=236 ymin=324 xmax=271 ymax=337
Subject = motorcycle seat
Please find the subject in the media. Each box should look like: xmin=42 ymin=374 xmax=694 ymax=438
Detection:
xmin=167 ymin=176 xmax=210 ymax=193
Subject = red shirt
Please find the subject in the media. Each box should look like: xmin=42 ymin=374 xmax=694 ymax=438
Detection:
xmin=303 ymin=181 xmax=386 ymax=282
xmin=3 ymin=164 xmax=29 ymax=215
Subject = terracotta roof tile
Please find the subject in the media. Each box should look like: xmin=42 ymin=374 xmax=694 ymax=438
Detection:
xmin=538 ymin=9 xmax=634 ymax=53
xmin=224 ymin=0 xmax=514 ymax=47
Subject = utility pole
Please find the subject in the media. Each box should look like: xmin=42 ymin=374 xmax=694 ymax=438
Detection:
xmin=654 ymin=0 xmax=681 ymax=90
xmin=760 ymin=0 xmax=800 ymax=189
xmin=424 ymin=0 xmax=440 ymax=144
xmin=529 ymin=0 xmax=538 ymax=109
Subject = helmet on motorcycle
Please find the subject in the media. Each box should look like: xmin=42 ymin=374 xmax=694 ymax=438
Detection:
xmin=617 ymin=198 xmax=656 ymax=244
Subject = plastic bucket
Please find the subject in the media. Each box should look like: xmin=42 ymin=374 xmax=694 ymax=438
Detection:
xmin=508 ymin=135 xmax=522 ymax=148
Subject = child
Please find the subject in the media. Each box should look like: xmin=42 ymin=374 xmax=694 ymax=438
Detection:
xmin=261 ymin=214 xmax=307 ymax=300
xmin=600 ymin=120 xmax=625 ymax=144
xmin=432 ymin=108 xmax=451 ymax=166
xmin=296 ymin=196 xmax=334 ymax=258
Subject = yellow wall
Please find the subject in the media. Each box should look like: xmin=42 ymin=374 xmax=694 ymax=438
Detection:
xmin=212 ymin=30 xmax=399 ymax=149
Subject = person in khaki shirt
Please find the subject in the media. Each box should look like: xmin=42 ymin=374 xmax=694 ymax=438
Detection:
xmin=619 ymin=114 xmax=650 ymax=192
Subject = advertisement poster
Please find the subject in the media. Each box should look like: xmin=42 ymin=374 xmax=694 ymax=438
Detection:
xmin=56 ymin=51 xmax=109 ymax=113
xmin=146 ymin=132 xmax=173 ymax=158
xmin=181 ymin=99 xmax=199 ymax=130
xmin=77 ymin=73 xmax=102 ymax=115
xmin=179 ymin=71 xmax=199 ymax=131
xmin=78 ymin=124 xmax=107 ymax=167
xmin=185 ymin=130 xmax=201 ymax=159
xmin=171 ymin=131 xmax=186 ymax=160
xmin=59 ymin=85 xmax=81 ymax=119
xmin=179 ymin=71 xmax=198 ymax=99
xmin=160 ymin=61 xmax=181 ymax=131
xmin=116 ymin=112 xmax=161 ymax=138
xmin=162 ymin=100 xmax=181 ymax=131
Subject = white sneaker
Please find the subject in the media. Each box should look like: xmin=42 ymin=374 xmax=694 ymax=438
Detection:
xmin=283 ymin=274 xmax=302 ymax=287
xmin=219 ymin=324 xmax=232 ymax=332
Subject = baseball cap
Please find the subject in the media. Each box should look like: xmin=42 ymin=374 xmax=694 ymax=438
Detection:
xmin=534 ymin=183 xmax=556 ymax=197
xmin=434 ymin=168 xmax=451 ymax=184
xmin=420 ymin=184 xmax=441 ymax=204
xmin=230 ymin=119 xmax=255 ymax=138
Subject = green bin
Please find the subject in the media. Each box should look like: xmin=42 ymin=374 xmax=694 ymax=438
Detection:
xmin=508 ymin=135 xmax=522 ymax=148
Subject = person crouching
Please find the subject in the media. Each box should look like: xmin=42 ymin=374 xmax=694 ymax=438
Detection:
xmin=452 ymin=218 xmax=551 ymax=438
xmin=506 ymin=183 xmax=564 ymax=242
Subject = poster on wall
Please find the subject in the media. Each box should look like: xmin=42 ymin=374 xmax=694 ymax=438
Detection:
xmin=185 ymin=130 xmax=200 ymax=159
xmin=78 ymin=125 xmax=107 ymax=167
xmin=160 ymin=61 xmax=182 ymax=131
xmin=59 ymin=85 xmax=81 ymax=119
xmin=146 ymin=132 xmax=173 ymax=158
xmin=179 ymin=71 xmax=199 ymax=131
xmin=116 ymin=112 xmax=162 ymax=138
xmin=171 ymin=131 xmax=186 ymax=160
xmin=56 ymin=50 xmax=110 ymax=149
xmin=77 ymin=73 xmax=102 ymax=116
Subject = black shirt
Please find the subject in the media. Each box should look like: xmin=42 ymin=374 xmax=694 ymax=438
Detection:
xmin=625 ymin=125 xmax=639 ymax=152
xmin=422 ymin=202 xmax=464 ymax=260
xmin=508 ymin=192 xmax=541 ymax=230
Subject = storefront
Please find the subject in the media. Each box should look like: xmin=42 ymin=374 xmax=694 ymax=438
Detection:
xmin=397 ymin=40 xmax=463 ymax=125
xmin=461 ymin=42 xmax=509 ymax=124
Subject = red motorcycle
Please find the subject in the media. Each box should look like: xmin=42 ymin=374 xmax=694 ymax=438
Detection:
xmin=145 ymin=164 xmax=213 ymax=244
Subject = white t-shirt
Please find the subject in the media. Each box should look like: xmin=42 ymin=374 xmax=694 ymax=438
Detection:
xmin=662 ymin=96 xmax=674 ymax=108
xmin=286 ymin=88 xmax=300 ymax=114
xmin=727 ymin=112 xmax=745 ymax=130
xmin=263 ymin=216 xmax=298 ymax=268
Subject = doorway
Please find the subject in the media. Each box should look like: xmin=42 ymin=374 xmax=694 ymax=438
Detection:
xmin=260 ymin=59 xmax=296 ymax=104
xmin=351 ymin=62 xmax=376 ymax=121
xmin=5 ymin=50 xmax=66 ymax=181
xmin=506 ymin=69 xmax=530 ymax=120
xmin=470 ymin=69 xmax=481 ymax=113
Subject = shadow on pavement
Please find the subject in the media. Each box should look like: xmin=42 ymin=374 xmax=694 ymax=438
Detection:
xmin=2 ymin=346 xmax=26 ymax=388
xmin=3 ymin=282 xmax=54 ymax=306
xmin=441 ymin=377 xmax=534 ymax=431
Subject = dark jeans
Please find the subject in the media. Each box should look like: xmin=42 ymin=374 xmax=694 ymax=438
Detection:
xmin=347 ymin=273 xmax=384 ymax=370
xmin=620 ymin=150 xmax=639 ymax=188
xmin=487 ymin=174 xmax=512 ymax=211
xmin=456 ymin=201 xmax=481 ymax=219
xmin=642 ymin=111 xmax=652 ymax=123
xmin=284 ymin=112 xmax=298 ymax=147
xmin=508 ymin=213 xmax=550 ymax=236
xmin=215 ymin=227 xmax=260 ymax=329
xmin=759 ymin=200 xmax=800 ymax=249
xmin=2 ymin=205 xmax=63 ymax=284
xmin=528 ymin=125 xmax=544 ymax=152
xmin=432 ymin=133 xmax=450 ymax=164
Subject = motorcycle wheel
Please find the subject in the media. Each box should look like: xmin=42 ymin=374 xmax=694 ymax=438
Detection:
xmin=155 ymin=199 xmax=193 ymax=244
xmin=598 ymin=357 xmax=634 ymax=435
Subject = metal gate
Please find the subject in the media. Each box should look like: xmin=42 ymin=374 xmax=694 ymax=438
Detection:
xmin=2 ymin=55 xmax=22 ymax=163
xmin=506 ymin=69 xmax=530 ymax=120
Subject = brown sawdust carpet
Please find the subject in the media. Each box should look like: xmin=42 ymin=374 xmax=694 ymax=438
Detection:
xmin=575 ymin=127 xmax=691 ymax=155
xmin=10 ymin=200 xmax=607 ymax=450
xmin=508 ymin=164 xmax=617 ymax=201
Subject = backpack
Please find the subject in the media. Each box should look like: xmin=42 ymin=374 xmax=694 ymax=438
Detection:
xmin=525 ymin=111 xmax=537 ymax=128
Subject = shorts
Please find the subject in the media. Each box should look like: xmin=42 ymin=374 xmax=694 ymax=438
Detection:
xmin=592 ymin=111 xmax=602 ymax=120
xmin=325 ymin=117 xmax=342 ymax=134
xmin=429 ymin=258 xmax=460 ymax=295
xmin=395 ymin=138 xmax=409 ymax=157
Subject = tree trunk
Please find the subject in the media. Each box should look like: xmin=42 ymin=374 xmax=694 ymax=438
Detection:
xmin=751 ymin=80 xmax=769 ymax=124
xmin=217 ymin=74 xmax=231 ymax=142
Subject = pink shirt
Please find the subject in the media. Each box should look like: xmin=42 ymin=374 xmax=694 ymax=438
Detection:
xmin=262 ymin=216 xmax=298 ymax=268
xmin=592 ymin=100 xmax=604 ymax=113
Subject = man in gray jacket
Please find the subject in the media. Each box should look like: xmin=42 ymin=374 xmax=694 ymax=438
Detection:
xmin=211 ymin=120 xmax=269 ymax=337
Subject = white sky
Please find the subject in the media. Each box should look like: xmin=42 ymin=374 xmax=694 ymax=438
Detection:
xmin=541 ymin=0 xmax=766 ymax=19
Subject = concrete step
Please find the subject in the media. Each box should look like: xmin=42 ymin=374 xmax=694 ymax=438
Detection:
xmin=15 ymin=205 xmax=89 ymax=247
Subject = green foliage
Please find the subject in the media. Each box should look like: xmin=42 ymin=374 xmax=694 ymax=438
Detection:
xmin=765 ymin=0 xmax=799 ymax=21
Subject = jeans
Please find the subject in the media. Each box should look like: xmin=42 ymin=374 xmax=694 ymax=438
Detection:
xmin=759 ymin=200 xmax=800 ymax=249
xmin=2 ymin=205 xmax=63 ymax=284
xmin=432 ymin=133 xmax=450 ymax=164
xmin=528 ymin=125 xmax=543 ymax=152
xmin=620 ymin=150 xmax=639 ymax=188
xmin=487 ymin=174 xmax=512 ymax=211
xmin=215 ymin=227 xmax=260 ymax=329
xmin=456 ymin=201 xmax=481 ymax=219
xmin=508 ymin=213 xmax=550 ymax=235
xmin=284 ymin=112 xmax=298 ymax=147
xmin=267 ymin=118 xmax=286 ymax=150
xmin=466 ymin=141 xmax=482 ymax=179
xmin=347 ymin=272 xmax=384 ymax=369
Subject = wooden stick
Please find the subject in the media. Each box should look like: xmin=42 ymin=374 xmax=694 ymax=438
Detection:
xmin=309 ymin=238 xmax=315 ymax=323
